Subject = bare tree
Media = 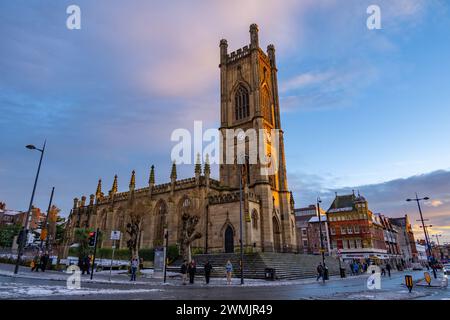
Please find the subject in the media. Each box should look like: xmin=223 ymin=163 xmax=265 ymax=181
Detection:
xmin=126 ymin=220 xmax=140 ymax=259
xmin=179 ymin=212 xmax=202 ymax=261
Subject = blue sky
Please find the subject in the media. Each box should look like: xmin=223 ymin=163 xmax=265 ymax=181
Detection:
xmin=1 ymin=0 xmax=450 ymax=241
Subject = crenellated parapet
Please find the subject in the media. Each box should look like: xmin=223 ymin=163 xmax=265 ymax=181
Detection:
xmin=227 ymin=45 xmax=251 ymax=64
xmin=208 ymin=190 xmax=260 ymax=205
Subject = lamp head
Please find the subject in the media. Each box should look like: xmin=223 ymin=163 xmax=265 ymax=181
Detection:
xmin=406 ymin=199 xmax=411 ymax=202
xmin=26 ymin=145 xmax=36 ymax=150
xmin=423 ymin=197 xmax=430 ymax=200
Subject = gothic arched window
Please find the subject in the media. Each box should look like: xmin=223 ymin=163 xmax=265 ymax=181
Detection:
xmin=261 ymin=87 xmax=273 ymax=124
xmin=235 ymin=85 xmax=249 ymax=121
xmin=252 ymin=209 xmax=259 ymax=230
xmin=154 ymin=200 xmax=167 ymax=246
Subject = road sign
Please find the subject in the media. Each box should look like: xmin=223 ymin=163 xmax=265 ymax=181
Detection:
xmin=405 ymin=275 xmax=413 ymax=292
xmin=110 ymin=230 xmax=121 ymax=240
xmin=424 ymin=272 xmax=431 ymax=286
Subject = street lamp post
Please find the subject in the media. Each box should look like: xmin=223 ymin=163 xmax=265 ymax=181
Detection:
xmin=238 ymin=156 xmax=245 ymax=285
xmin=164 ymin=228 xmax=169 ymax=283
xmin=14 ymin=141 xmax=46 ymax=274
xmin=317 ymin=197 xmax=326 ymax=283
xmin=406 ymin=193 xmax=436 ymax=279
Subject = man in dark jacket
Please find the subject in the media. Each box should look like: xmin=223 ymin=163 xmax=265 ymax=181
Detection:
xmin=180 ymin=260 xmax=188 ymax=285
xmin=40 ymin=253 xmax=49 ymax=272
xmin=188 ymin=260 xmax=196 ymax=284
xmin=204 ymin=261 xmax=213 ymax=284
xmin=386 ymin=262 xmax=391 ymax=278
xmin=316 ymin=263 xmax=324 ymax=281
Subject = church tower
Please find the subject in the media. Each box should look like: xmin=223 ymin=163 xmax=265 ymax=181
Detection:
xmin=218 ymin=24 xmax=296 ymax=252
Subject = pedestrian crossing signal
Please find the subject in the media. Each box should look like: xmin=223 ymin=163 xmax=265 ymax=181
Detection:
xmin=88 ymin=232 xmax=96 ymax=246
xmin=405 ymin=275 xmax=413 ymax=293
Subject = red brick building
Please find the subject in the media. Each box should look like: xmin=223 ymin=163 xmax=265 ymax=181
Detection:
xmin=326 ymin=192 xmax=388 ymax=262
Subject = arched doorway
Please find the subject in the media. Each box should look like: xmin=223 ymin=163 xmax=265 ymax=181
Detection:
xmin=272 ymin=216 xmax=282 ymax=252
xmin=224 ymin=225 xmax=234 ymax=253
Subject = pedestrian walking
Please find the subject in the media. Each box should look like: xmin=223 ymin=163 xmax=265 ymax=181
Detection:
xmin=316 ymin=263 xmax=324 ymax=281
xmin=204 ymin=261 xmax=213 ymax=284
xmin=386 ymin=262 xmax=391 ymax=278
xmin=41 ymin=252 xmax=49 ymax=272
xmin=36 ymin=253 xmax=43 ymax=272
xmin=381 ymin=266 xmax=386 ymax=276
xmin=31 ymin=254 xmax=40 ymax=272
xmin=130 ymin=257 xmax=139 ymax=281
xmin=350 ymin=262 xmax=355 ymax=276
xmin=81 ymin=255 xmax=90 ymax=275
xmin=225 ymin=260 xmax=233 ymax=285
xmin=180 ymin=260 xmax=188 ymax=285
xmin=353 ymin=263 xmax=359 ymax=275
xmin=188 ymin=260 xmax=197 ymax=284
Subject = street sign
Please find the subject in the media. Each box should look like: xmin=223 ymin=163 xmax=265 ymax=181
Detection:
xmin=110 ymin=230 xmax=121 ymax=240
xmin=405 ymin=275 xmax=413 ymax=293
xmin=424 ymin=272 xmax=431 ymax=286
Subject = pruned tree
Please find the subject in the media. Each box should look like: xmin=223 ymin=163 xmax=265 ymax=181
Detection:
xmin=126 ymin=216 xmax=141 ymax=260
xmin=179 ymin=212 xmax=202 ymax=262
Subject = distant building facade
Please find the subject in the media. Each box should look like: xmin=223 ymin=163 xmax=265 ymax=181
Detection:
xmin=0 ymin=202 xmax=26 ymax=226
xmin=294 ymin=205 xmax=318 ymax=254
xmin=390 ymin=215 xmax=417 ymax=263
xmin=307 ymin=215 xmax=330 ymax=255
xmin=326 ymin=192 xmax=388 ymax=262
xmin=377 ymin=214 xmax=402 ymax=264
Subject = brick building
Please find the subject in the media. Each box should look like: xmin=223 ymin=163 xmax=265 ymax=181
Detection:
xmin=326 ymin=192 xmax=388 ymax=262
xmin=377 ymin=214 xmax=402 ymax=265
xmin=294 ymin=205 xmax=318 ymax=254
xmin=390 ymin=215 xmax=418 ymax=264
xmin=307 ymin=215 xmax=330 ymax=255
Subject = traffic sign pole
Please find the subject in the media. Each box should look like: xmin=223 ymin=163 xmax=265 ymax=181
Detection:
xmin=90 ymin=228 xmax=99 ymax=280
xmin=109 ymin=239 xmax=115 ymax=282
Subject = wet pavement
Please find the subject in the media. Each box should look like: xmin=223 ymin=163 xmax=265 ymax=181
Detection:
xmin=0 ymin=263 xmax=448 ymax=300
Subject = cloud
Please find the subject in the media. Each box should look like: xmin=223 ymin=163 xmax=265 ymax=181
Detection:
xmin=428 ymin=200 xmax=444 ymax=207
xmin=0 ymin=0 xmax=444 ymax=222
xmin=290 ymin=169 xmax=450 ymax=242
xmin=279 ymin=62 xmax=378 ymax=112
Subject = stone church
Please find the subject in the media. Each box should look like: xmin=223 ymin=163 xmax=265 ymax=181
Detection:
xmin=64 ymin=24 xmax=297 ymax=256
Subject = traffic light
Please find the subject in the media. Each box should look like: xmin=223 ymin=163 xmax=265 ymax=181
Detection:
xmin=40 ymin=229 xmax=48 ymax=241
xmin=88 ymin=231 xmax=96 ymax=247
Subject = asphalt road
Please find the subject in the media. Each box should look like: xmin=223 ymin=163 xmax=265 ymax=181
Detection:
xmin=1 ymin=267 xmax=448 ymax=300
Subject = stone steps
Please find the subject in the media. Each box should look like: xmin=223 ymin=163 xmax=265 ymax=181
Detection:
xmin=169 ymin=253 xmax=343 ymax=280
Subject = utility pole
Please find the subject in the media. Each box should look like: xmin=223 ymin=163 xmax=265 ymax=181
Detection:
xmin=164 ymin=228 xmax=169 ymax=283
xmin=238 ymin=158 xmax=244 ymax=285
xmin=407 ymin=193 xmax=436 ymax=279
xmin=317 ymin=197 xmax=326 ymax=283
xmin=90 ymin=228 xmax=100 ymax=280
xmin=40 ymin=187 xmax=55 ymax=251
xmin=14 ymin=141 xmax=46 ymax=274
